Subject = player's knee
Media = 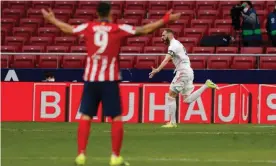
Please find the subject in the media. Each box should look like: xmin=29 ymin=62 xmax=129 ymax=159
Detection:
xmin=169 ymin=90 xmax=178 ymax=98
xmin=112 ymin=115 xmax=122 ymax=121
xmin=80 ymin=114 xmax=91 ymax=120
xmin=183 ymin=97 xmax=192 ymax=104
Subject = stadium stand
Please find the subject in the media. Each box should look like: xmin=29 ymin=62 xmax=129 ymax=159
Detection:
xmin=0 ymin=1 xmax=275 ymax=69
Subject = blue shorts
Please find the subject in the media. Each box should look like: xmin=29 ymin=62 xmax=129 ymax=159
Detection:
xmin=79 ymin=81 xmax=122 ymax=118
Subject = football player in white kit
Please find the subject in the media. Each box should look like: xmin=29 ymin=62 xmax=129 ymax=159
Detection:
xmin=149 ymin=29 xmax=218 ymax=128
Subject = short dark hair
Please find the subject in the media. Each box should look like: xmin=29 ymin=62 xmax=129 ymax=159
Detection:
xmin=241 ymin=1 xmax=253 ymax=8
xmin=164 ymin=28 xmax=174 ymax=34
xmin=97 ymin=2 xmax=111 ymax=18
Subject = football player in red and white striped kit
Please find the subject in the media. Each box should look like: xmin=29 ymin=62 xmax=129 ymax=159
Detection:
xmin=41 ymin=2 xmax=180 ymax=165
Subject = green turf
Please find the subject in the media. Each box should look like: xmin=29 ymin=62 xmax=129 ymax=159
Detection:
xmin=1 ymin=122 xmax=276 ymax=166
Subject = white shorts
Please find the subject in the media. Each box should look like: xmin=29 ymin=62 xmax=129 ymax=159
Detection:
xmin=169 ymin=71 xmax=194 ymax=96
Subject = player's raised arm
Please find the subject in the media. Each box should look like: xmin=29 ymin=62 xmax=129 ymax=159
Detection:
xmin=149 ymin=54 xmax=172 ymax=78
xmin=41 ymin=8 xmax=74 ymax=34
xmin=135 ymin=10 xmax=181 ymax=36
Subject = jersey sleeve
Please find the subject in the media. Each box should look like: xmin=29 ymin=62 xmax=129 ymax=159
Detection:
xmin=118 ymin=24 xmax=136 ymax=38
xmin=72 ymin=23 xmax=89 ymax=36
xmin=167 ymin=45 xmax=177 ymax=57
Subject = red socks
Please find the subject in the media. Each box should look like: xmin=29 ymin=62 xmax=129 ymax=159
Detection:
xmin=77 ymin=119 xmax=91 ymax=154
xmin=111 ymin=121 xmax=124 ymax=157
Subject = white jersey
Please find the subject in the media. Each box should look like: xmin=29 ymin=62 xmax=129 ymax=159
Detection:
xmin=167 ymin=38 xmax=193 ymax=74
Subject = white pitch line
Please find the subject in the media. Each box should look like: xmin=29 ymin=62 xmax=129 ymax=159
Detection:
xmin=1 ymin=156 xmax=276 ymax=164
xmin=2 ymin=128 xmax=276 ymax=135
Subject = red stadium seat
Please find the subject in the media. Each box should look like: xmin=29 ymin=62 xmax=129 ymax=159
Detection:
xmin=125 ymin=1 xmax=147 ymax=10
xmin=174 ymin=10 xmax=194 ymax=20
xmin=235 ymin=48 xmax=261 ymax=69
xmin=191 ymin=19 xmax=213 ymax=29
xmin=1 ymin=28 xmax=8 ymax=44
xmin=193 ymin=47 xmax=215 ymax=53
xmin=266 ymin=47 xmax=276 ymax=54
xmin=168 ymin=19 xmax=189 ymax=29
xmin=38 ymin=55 xmax=60 ymax=68
xmin=148 ymin=1 xmax=170 ymax=10
xmin=178 ymin=37 xmax=199 ymax=47
xmin=127 ymin=37 xmax=150 ymax=46
xmin=219 ymin=1 xmax=238 ymax=10
xmin=256 ymin=10 xmax=268 ymax=24
xmin=68 ymin=18 xmax=89 ymax=25
xmin=54 ymin=1 xmax=76 ymax=9
xmin=5 ymin=36 xmax=27 ymax=48
xmin=2 ymin=8 xmax=25 ymax=20
xmin=261 ymin=29 xmax=268 ymax=42
xmin=30 ymin=37 xmax=53 ymax=46
xmin=38 ymin=27 xmax=60 ymax=37
xmin=216 ymin=47 xmax=238 ymax=54
xmin=183 ymin=28 xmax=206 ymax=39
xmin=241 ymin=47 xmax=263 ymax=54
xmin=1 ymin=45 xmax=17 ymax=52
xmin=197 ymin=10 xmax=219 ymax=20
xmin=70 ymin=46 xmax=87 ymax=53
xmin=74 ymin=9 xmax=95 ymax=20
xmin=54 ymin=37 xmax=77 ymax=46
xmin=8 ymin=1 xmax=29 ymax=9
xmin=172 ymin=1 xmax=195 ymax=10
xmin=262 ymin=19 xmax=267 ymax=29
xmin=267 ymin=1 xmax=275 ymax=12
xmin=1 ymin=54 xmax=11 ymax=68
xmin=157 ymin=27 xmax=182 ymax=37
xmin=38 ymin=46 xmax=68 ymax=68
xmin=78 ymin=1 xmax=98 ymax=9
xmin=20 ymin=18 xmax=43 ymax=29
xmin=214 ymin=19 xmax=232 ymax=28
xmin=13 ymin=27 xmax=35 ymax=38
xmin=196 ymin=1 xmax=218 ymax=9
xmin=119 ymin=56 xmax=136 ymax=68
xmin=78 ymin=37 xmax=86 ymax=45
xmin=110 ymin=1 xmax=124 ymax=10
xmin=189 ymin=56 xmax=207 ymax=69
xmin=22 ymin=46 xmax=44 ymax=52
xmin=13 ymin=55 xmax=36 ymax=68
xmin=117 ymin=19 xmax=139 ymax=26
xmin=260 ymin=56 xmax=276 ymax=69
xmin=124 ymin=10 xmax=146 ymax=23
xmin=208 ymin=28 xmax=231 ymax=35
xmin=151 ymin=37 xmax=164 ymax=46
xmin=144 ymin=46 xmax=166 ymax=53
xmin=62 ymin=55 xmax=86 ymax=68
xmin=46 ymin=46 xmax=69 ymax=53
xmin=148 ymin=10 xmax=167 ymax=19
xmin=1 ymin=46 xmax=15 ymax=67
xmin=159 ymin=56 xmax=174 ymax=69
xmin=1 ymin=18 xmax=17 ymax=29
xmin=52 ymin=9 xmax=72 ymax=21
xmin=251 ymin=1 xmax=265 ymax=10
xmin=231 ymin=56 xmax=256 ymax=69
xmin=222 ymin=10 xmax=231 ymax=19
xmin=32 ymin=1 xmax=53 ymax=9
xmin=111 ymin=10 xmax=122 ymax=21
xmin=208 ymin=56 xmax=232 ymax=69
xmin=135 ymin=56 xmax=158 ymax=69
xmin=27 ymin=8 xmax=43 ymax=18
xmin=120 ymin=46 xmax=143 ymax=53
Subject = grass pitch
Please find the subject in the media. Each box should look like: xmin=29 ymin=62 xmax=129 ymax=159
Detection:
xmin=1 ymin=123 xmax=276 ymax=166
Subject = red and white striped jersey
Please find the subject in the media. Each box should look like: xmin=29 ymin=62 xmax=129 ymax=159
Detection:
xmin=73 ymin=21 xmax=136 ymax=82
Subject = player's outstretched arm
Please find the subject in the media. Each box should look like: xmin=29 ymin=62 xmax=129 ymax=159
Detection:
xmin=135 ymin=10 xmax=181 ymax=36
xmin=41 ymin=8 xmax=74 ymax=34
xmin=149 ymin=54 xmax=172 ymax=78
